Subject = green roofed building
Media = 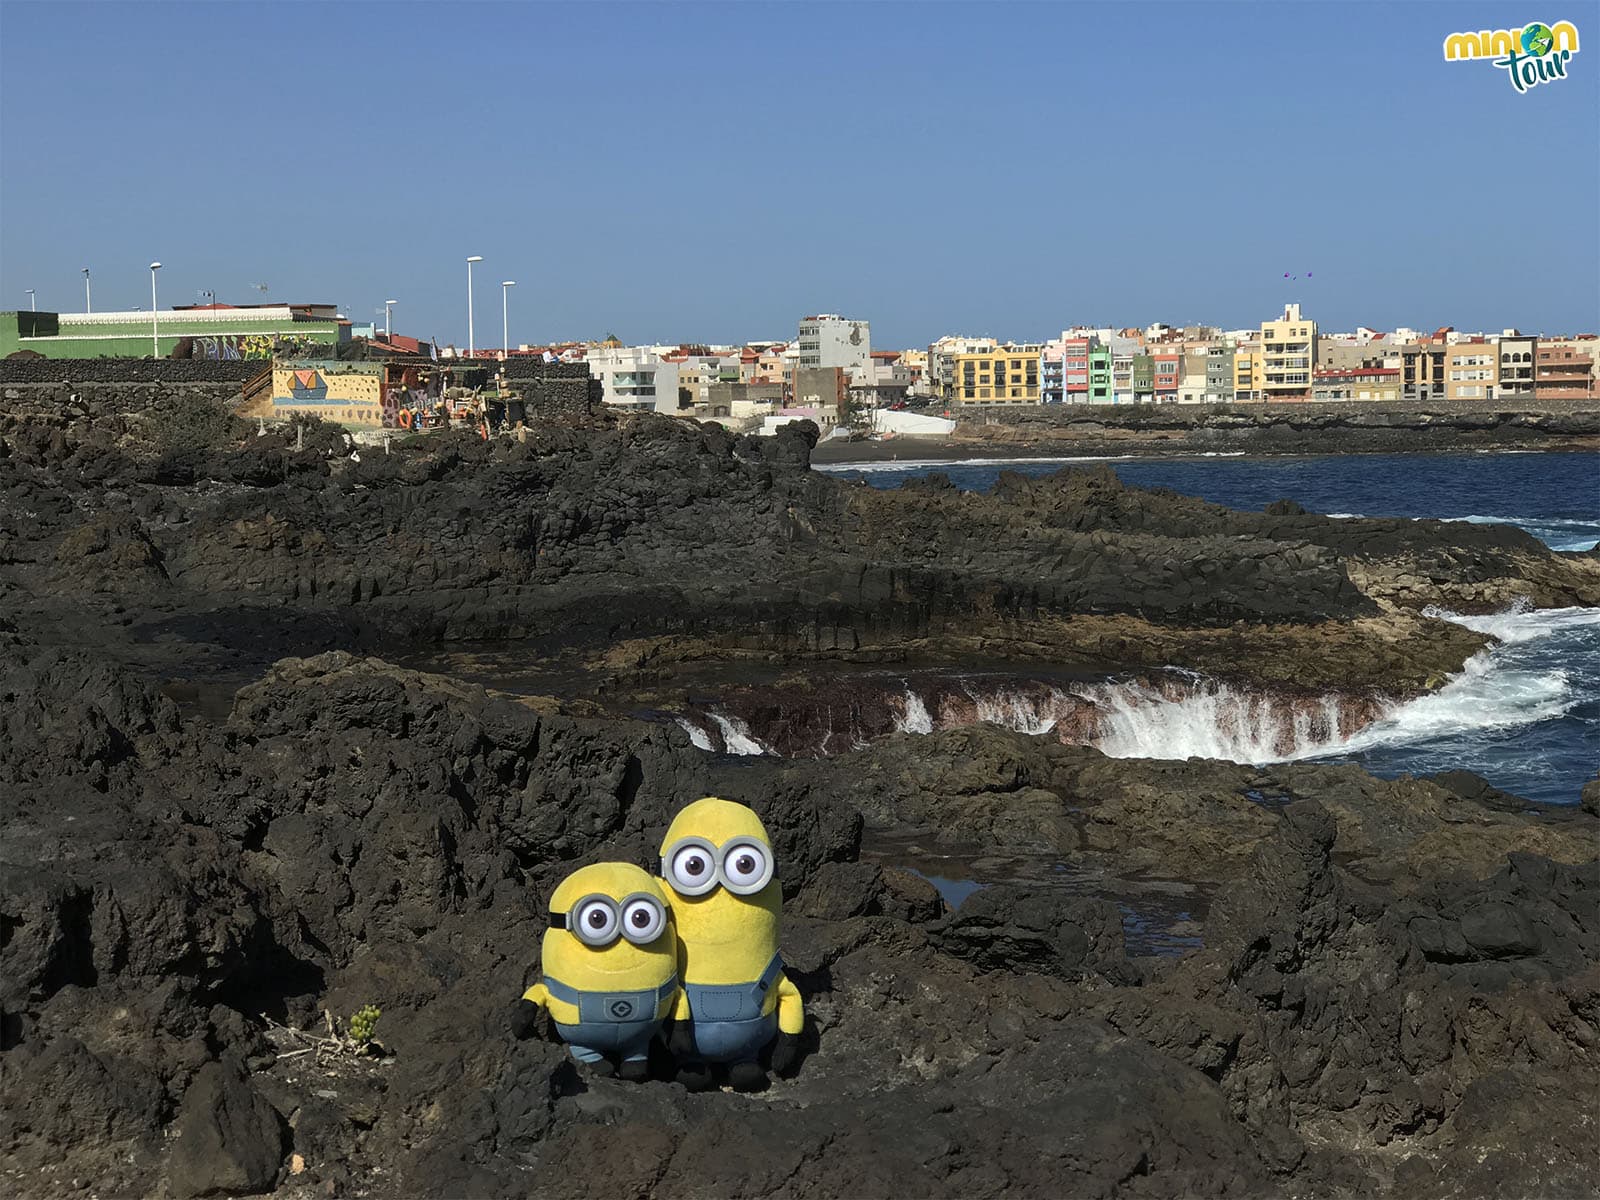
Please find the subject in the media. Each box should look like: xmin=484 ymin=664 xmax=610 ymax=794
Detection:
xmin=0 ymin=303 xmax=348 ymax=360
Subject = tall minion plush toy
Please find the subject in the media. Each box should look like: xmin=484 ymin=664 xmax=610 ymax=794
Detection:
xmin=659 ymin=797 xmax=804 ymax=1092
xmin=509 ymin=862 xmax=679 ymax=1081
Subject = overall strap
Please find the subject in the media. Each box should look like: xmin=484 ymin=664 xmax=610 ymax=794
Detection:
xmin=541 ymin=976 xmax=584 ymax=1007
xmin=754 ymin=953 xmax=784 ymax=997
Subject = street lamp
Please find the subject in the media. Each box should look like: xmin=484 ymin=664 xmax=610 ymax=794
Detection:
xmin=384 ymin=299 xmax=397 ymax=340
xmin=83 ymin=268 xmax=92 ymax=313
xmin=466 ymin=256 xmax=483 ymax=356
xmin=25 ymin=289 xmax=35 ymax=311
xmin=501 ymin=280 xmax=516 ymax=355
xmin=149 ymin=262 xmax=162 ymax=357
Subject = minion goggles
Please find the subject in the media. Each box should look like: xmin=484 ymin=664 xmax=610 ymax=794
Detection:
xmin=659 ymin=835 xmax=775 ymax=897
xmin=549 ymin=891 xmax=668 ymax=947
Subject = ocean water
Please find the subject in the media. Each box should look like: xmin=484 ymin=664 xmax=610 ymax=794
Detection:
xmin=817 ymin=452 xmax=1600 ymax=805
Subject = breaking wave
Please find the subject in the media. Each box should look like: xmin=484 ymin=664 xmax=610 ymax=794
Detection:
xmin=669 ymin=605 xmax=1597 ymax=789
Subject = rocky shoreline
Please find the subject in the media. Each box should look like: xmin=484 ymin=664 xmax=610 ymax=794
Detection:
xmin=811 ymin=400 xmax=1600 ymax=464
xmin=2 ymin=401 xmax=1598 ymax=1197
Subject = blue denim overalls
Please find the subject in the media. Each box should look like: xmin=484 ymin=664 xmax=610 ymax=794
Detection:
xmin=543 ymin=975 xmax=678 ymax=1064
xmin=683 ymin=954 xmax=785 ymax=1063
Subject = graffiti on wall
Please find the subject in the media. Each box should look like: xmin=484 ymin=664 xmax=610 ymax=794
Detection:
xmin=175 ymin=333 xmax=322 ymax=361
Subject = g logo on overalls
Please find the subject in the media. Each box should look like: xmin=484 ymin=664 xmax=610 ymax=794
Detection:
xmin=609 ymin=999 xmax=634 ymax=1018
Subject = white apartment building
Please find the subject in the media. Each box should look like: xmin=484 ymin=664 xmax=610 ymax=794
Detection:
xmin=586 ymin=345 xmax=682 ymax=414
xmin=797 ymin=314 xmax=872 ymax=376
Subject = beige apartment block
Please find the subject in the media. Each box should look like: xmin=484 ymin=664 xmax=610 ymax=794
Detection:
xmin=1313 ymin=366 xmax=1403 ymax=402
xmin=1444 ymin=344 xmax=1499 ymax=400
xmin=1260 ymin=304 xmax=1316 ymax=401
xmin=1399 ymin=343 xmax=1450 ymax=401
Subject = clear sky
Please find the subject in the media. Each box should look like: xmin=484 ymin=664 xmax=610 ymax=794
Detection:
xmin=2 ymin=1 xmax=1596 ymax=349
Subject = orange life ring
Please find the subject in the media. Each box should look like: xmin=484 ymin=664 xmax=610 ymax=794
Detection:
xmin=398 ymin=409 xmax=413 ymax=430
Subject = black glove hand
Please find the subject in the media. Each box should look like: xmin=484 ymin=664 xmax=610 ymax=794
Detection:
xmin=508 ymin=999 xmax=542 ymax=1040
xmin=667 ymin=1018 xmax=697 ymax=1061
xmin=769 ymin=1030 xmax=803 ymax=1077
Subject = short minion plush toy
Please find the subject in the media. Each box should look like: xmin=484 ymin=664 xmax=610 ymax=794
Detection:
xmin=659 ymin=797 xmax=804 ymax=1092
xmin=509 ymin=862 xmax=679 ymax=1081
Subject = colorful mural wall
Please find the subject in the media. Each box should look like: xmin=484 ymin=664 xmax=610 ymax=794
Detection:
xmin=269 ymin=362 xmax=389 ymax=428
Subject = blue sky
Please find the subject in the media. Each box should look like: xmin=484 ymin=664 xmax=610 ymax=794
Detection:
xmin=2 ymin=1 xmax=1596 ymax=348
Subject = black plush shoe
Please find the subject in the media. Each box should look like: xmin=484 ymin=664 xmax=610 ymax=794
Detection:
xmin=619 ymin=1058 xmax=650 ymax=1083
xmin=584 ymin=1058 xmax=617 ymax=1078
xmin=675 ymin=1062 xmax=715 ymax=1092
xmin=728 ymin=1062 xmax=769 ymax=1093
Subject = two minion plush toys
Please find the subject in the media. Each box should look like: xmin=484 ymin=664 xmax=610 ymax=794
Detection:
xmin=509 ymin=797 xmax=804 ymax=1092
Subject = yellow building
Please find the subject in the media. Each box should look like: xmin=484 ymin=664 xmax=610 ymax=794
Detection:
xmin=1232 ymin=344 xmax=1263 ymax=402
xmin=955 ymin=344 xmax=1042 ymax=405
xmin=1444 ymin=344 xmax=1499 ymax=400
xmin=1259 ymin=303 xmax=1316 ymax=401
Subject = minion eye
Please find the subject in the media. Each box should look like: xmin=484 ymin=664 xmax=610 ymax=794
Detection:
xmin=666 ymin=840 xmax=719 ymax=896
xmin=571 ymin=897 xmax=619 ymax=946
xmin=620 ymin=896 xmax=667 ymax=944
xmin=721 ymin=840 xmax=773 ymax=895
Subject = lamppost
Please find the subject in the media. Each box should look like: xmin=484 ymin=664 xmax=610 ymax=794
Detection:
xmin=466 ymin=255 xmax=483 ymax=356
xmin=83 ymin=268 xmax=92 ymax=313
xmin=25 ymin=289 xmax=35 ymax=311
xmin=384 ymin=299 xmax=397 ymax=340
xmin=501 ymin=280 xmax=516 ymax=355
xmin=149 ymin=262 xmax=162 ymax=357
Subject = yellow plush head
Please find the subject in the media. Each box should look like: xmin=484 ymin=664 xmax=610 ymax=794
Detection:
xmin=658 ymin=797 xmax=781 ymax=983
xmin=541 ymin=862 xmax=678 ymax=991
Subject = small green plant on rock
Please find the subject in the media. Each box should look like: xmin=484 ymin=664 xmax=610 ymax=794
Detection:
xmin=348 ymin=1004 xmax=382 ymax=1046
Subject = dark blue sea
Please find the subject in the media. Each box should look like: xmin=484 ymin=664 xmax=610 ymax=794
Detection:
xmin=817 ymin=452 xmax=1600 ymax=805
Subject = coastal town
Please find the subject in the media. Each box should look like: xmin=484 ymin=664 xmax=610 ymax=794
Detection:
xmin=2 ymin=298 xmax=1596 ymax=438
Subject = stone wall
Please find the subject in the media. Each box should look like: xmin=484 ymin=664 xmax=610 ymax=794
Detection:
xmin=499 ymin=360 xmax=599 ymax=421
xmin=1 ymin=381 xmax=248 ymax=429
xmin=0 ymin=358 xmax=263 ymax=385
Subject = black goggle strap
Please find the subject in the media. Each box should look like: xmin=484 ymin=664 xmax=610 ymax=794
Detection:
xmin=548 ymin=910 xmax=569 ymax=931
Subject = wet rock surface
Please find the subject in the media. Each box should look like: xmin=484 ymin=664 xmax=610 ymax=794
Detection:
xmin=2 ymin=653 xmax=1596 ymax=1198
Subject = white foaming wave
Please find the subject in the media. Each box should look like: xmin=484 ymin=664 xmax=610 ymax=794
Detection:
xmin=1423 ymin=602 xmax=1600 ymax=645
xmin=963 ymin=684 xmax=1063 ymax=735
xmin=1325 ymin=512 xmax=1364 ymax=519
xmin=673 ymin=717 xmax=715 ymax=752
xmin=708 ymin=712 xmax=771 ymax=756
xmin=897 ymin=687 xmax=934 ymax=734
xmin=1334 ymin=652 xmax=1575 ymax=755
xmin=1091 ymin=679 xmax=1352 ymax=763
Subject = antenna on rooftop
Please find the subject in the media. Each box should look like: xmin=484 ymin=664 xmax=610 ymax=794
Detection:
xmin=253 ymin=282 xmax=270 ymax=295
